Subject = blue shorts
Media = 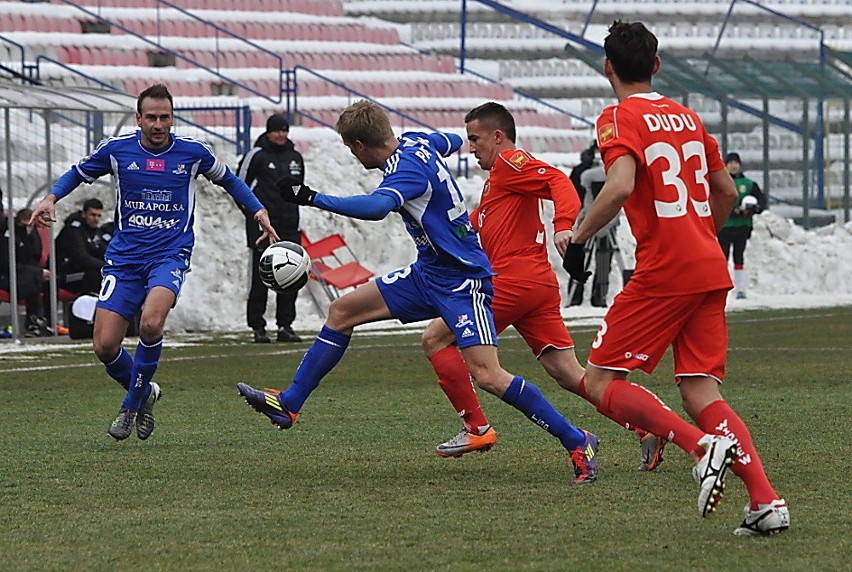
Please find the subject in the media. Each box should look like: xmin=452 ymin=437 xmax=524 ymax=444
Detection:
xmin=96 ymin=253 xmax=191 ymax=321
xmin=376 ymin=263 xmax=497 ymax=349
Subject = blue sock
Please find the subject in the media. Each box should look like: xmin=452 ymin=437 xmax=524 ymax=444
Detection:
xmin=501 ymin=376 xmax=586 ymax=450
xmin=279 ymin=326 xmax=350 ymax=412
xmin=121 ymin=337 xmax=163 ymax=411
xmin=103 ymin=347 xmax=132 ymax=390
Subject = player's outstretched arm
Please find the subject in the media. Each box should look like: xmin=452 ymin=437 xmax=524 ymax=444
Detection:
xmin=277 ymin=176 xmax=396 ymax=221
xmin=215 ymin=167 xmax=265 ymax=214
xmin=30 ymin=167 xmax=90 ymax=227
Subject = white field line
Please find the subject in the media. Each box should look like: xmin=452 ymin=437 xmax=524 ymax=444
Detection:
xmin=0 ymin=311 xmax=847 ymax=375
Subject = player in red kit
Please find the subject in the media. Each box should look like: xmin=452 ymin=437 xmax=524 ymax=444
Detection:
xmin=424 ymin=102 xmax=665 ymax=473
xmin=567 ymin=21 xmax=788 ymax=535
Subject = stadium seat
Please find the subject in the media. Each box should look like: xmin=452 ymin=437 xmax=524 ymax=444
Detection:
xmin=0 ymin=289 xmax=25 ymax=306
xmin=299 ymin=231 xmax=374 ymax=315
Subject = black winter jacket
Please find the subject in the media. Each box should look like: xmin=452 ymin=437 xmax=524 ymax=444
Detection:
xmin=55 ymin=211 xmax=107 ymax=274
xmin=1 ymin=215 xmax=43 ymax=276
xmin=236 ymin=133 xmax=304 ymax=247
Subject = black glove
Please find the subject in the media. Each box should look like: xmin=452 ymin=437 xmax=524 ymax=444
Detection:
xmin=562 ymin=242 xmax=591 ymax=284
xmin=277 ymin=176 xmax=317 ymax=206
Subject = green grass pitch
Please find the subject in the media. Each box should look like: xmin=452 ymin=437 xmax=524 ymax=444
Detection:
xmin=1 ymin=306 xmax=850 ymax=571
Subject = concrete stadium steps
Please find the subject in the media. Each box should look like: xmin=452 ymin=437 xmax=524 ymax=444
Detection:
xmin=0 ymin=2 xmax=396 ymax=43
xmin=298 ymin=105 xmax=576 ymax=132
xmin=3 ymin=0 xmax=585 ymax=152
xmin=1 ymin=31 xmax=457 ymax=77
xmin=345 ymin=0 xmax=512 ymax=24
xmin=409 ymin=21 xmax=826 ymax=61
xmin=38 ymin=65 xmax=510 ymax=99
xmin=50 ymin=0 xmax=345 ymax=17
xmin=110 ymin=17 xmax=399 ymax=44
xmin=296 ymin=72 xmax=513 ymax=100
xmin=170 ymin=49 xmax=456 ymax=74
xmin=352 ymin=0 xmax=852 ymax=28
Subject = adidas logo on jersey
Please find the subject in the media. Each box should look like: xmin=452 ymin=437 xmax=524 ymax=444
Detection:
xmin=461 ymin=327 xmax=475 ymax=338
xmin=128 ymin=161 xmax=140 ymax=170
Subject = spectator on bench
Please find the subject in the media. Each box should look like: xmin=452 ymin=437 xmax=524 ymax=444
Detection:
xmin=56 ymin=198 xmax=107 ymax=294
xmin=1 ymin=208 xmax=52 ymax=336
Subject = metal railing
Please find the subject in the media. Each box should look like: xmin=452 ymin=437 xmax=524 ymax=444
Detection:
xmin=284 ymin=66 xmax=468 ymax=177
xmin=58 ymin=0 xmax=285 ymax=103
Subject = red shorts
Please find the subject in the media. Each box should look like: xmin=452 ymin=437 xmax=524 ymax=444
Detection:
xmin=492 ymin=279 xmax=573 ymax=358
xmin=587 ymin=288 xmax=728 ymax=382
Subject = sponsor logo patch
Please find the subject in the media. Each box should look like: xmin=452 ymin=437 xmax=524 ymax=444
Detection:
xmin=146 ymin=158 xmax=166 ymax=172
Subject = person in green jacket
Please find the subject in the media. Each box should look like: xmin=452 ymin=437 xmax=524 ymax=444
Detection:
xmin=717 ymin=152 xmax=765 ymax=299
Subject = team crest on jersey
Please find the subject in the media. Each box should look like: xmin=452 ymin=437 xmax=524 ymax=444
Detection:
xmin=482 ymin=181 xmax=490 ymax=197
xmin=172 ymin=163 xmax=186 ymax=175
xmin=598 ymin=123 xmax=615 ymax=144
xmin=455 ymin=314 xmax=473 ymax=328
xmin=508 ymin=150 xmax=529 ymax=168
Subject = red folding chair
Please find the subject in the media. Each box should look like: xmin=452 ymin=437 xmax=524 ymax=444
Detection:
xmin=299 ymin=231 xmax=374 ymax=316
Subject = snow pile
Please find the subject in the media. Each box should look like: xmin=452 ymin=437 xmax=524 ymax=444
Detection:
xmin=33 ymin=135 xmax=852 ymax=334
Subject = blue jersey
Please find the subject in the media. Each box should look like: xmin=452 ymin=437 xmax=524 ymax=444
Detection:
xmin=373 ymin=132 xmax=492 ymax=278
xmin=58 ymin=131 xmax=262 ymax=262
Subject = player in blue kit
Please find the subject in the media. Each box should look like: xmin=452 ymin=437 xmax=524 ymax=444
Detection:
xmin=236 ymin=100 xmax=599 ymax=481
xmin=30 ymin=84 xmax=279 ymax=441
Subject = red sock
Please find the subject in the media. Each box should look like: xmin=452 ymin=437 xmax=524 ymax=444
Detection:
xmin=576 ymin=376 xmax=591 ymax=401
xmin=696 ymin=400 xmax=779 ymax=508
xmin=597 ymin=380 xmax=705 ymax=457
xmin=428 ymin=346 xmax=489 ymax=434
xmin=579 ymin=377 xmax=650 ymax=439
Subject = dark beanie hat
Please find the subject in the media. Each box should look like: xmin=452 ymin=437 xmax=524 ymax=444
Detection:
xmin=266 ymin=114 xmax=289 ymax=133
xmin=724 ymin=152 xmax=741 ymax=164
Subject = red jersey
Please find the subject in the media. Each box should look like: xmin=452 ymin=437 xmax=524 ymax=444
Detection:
xmin=596 ymin=92 xmax=733 ymax=296
xmin=471 ymin=149 xmax=580 ymax=287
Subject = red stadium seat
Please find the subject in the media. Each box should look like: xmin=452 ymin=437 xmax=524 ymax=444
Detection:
xmin=299 ymin=231 xmax=374 ymax=315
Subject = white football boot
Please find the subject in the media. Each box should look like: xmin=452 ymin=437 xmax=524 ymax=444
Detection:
xmin=693 ymin=434 xmax=738 ymax=517
xmin=734 ymin=499 xmax=790 ymax=536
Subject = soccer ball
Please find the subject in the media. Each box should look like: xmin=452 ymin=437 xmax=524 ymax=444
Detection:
xmin=740 ymin=194 xmax=758 ymax=209
xmin=258 ymin=241 xmax=310 ymax=293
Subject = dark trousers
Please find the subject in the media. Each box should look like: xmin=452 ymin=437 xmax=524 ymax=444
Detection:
xmin=60 ymin=269 xmax=103 ymax=294
xmin=591 ymin=234 xmax=614 ymax=306
xmin=247 ymin=245 xmax=297 ymax=331
xmin=568 ymin=235 xmax=614 ymax=307
xmin=718 ymin=226 xmax=751 ymax=266
xmin=1 ymin=265 xmax=44 ymax=317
